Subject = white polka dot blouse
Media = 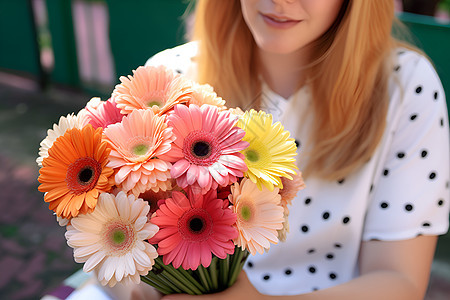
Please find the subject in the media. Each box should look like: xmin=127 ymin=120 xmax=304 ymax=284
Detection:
xmin=146 ymin=43 xmax=450 ymax=295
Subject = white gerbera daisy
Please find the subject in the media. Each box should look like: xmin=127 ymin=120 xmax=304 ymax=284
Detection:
xmin=65 ymin=191 xmax=159 ymax=287
xmin=36 ymin=111 xmax=88 ymax=167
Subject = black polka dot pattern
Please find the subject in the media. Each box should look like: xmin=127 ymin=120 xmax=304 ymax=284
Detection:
xmin=405 ymin=204 xmax=414 ymax=212
xmin=234 ymin=49 xmax=450 ymax=295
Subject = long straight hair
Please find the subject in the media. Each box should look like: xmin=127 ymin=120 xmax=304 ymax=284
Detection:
xmin=192 ymin=0 xmax=396 ymax=180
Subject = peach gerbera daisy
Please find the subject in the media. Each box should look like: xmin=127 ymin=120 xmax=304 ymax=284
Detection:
xmin=65 ymin=192 xmax=159 ymax=287
xmin=103 ymin=109 xmax=175 ymax=196
xmin=188 ymin=83 xmax=226 ymax=109
xmin=84 ymin=97 xmax=124 ymax=129
xmin=36 ymin=112 xmax=89 ymax=167
xmin=38 ymin=125 xmax=114 ymax=219
xmin=229 ymin=178 xmax=284 ymax=255
xmin=279 ymin=171 xmax=305 ymax=215
xmin=112 ymin=65 xmax=192 ymax=115
xmin=149 ymin=190 xmax=237 ymax=270
xmin=166 ymin=104 xmax=248 ymax=193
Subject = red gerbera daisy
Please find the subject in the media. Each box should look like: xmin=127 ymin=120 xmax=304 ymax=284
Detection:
xmin=149 ymin=190 xmax=237 ymax=270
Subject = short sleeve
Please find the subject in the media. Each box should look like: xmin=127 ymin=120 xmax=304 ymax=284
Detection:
xmin=144 ymin=42 xmax=198 ymax=79
xmin=363 ymin=52 xmax=450 ymax=241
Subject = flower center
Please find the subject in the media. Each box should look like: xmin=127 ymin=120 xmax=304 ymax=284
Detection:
xmin=127 ymin=136 xmax=155 ymax=161
xmin=192 ymin=141 xmax=211 ymax=158
xmin=78 ymin=167 xmax=94 ymax=184
xmin=237 ymin=200 xmax=255 ymax=223
xmin=103 ymin=220 xmax=137 ymax=256
xmin=147 ymin=100 xmax=162 ymax=107
xmin=242 ymin=141 xmax=271 ymax=169
xmin=189 ymin=217 xmax=205 ymax=233
xmin=178 ymin=208 xmax=213 ymax=242
xmin=112 ymin=229 xmax=126 ymax=245
xmin=133 ymin=144 xmax=149 ymax=156
xmin=240 ymin=205 xmax=252 ymax=221
xmin=245 ymin=150 xmax=259 ymax=163
xmin=66 ymin=157 xmax=102 ymax=195
xmin=183 ymin=131 xmax=222 ymax=166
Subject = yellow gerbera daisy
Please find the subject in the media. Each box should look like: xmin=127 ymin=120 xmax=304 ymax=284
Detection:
xmin=237 ymin=109 xmax=298 ymax=191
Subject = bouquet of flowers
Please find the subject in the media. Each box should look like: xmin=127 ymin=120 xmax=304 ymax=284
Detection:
xmin=36 ymin=65 xmax=304 ymax=294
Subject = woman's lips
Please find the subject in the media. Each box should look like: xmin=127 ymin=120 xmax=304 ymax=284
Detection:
xmin=261 ymin=13 xmax=301 ymax=29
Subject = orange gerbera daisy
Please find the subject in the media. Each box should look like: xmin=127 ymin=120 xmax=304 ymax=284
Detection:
xmin=112 ymin=65 xmax=192 ymax=116
xmin=38 ymin=125 xmax=114 ymax=219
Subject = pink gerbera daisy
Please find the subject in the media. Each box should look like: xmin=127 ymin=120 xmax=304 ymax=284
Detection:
xmin=229 ymin=178 xmax=284 ymax=255
xmin=112 ymin=65 xmax=192 ymax=116
xmin=84 ymin=97 xmax=124 ymax=129
xmin=103 ymin=109 xmax=175 ymax=196
xmin=166 ymin=104 xmax=249 ymax=193
xmin=149 ymin=190 xmax=237 ymax=270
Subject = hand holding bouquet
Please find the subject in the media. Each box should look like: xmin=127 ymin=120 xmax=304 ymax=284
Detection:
xmin=36 ymin=65 xmax=304 ymax=294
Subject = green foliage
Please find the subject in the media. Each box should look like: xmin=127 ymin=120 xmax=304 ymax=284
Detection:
xmin=439 ymin=0 xmax=450 ymax=12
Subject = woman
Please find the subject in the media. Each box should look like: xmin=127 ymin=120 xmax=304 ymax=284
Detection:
xmin=143 ymin=0 xmax=450 ymax=299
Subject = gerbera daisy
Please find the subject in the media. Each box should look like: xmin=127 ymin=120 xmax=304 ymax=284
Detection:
xmin=103 ymin=109 xmax=175 ymax=196
xmin=188 ymin=83 xmax=226 ymax=109
xmin=279 ymin=171 xmax=305 ymax=215
xmin=138 ymin=188 xmax=173 ymax=215
xmin=112 ymin=65 xmax=192 ymax=115
xmin=166 ymin=104 xmax=248 ymax=193
xmin=229 ymin=178 xmax=284 ymax=255
xmin=36 ymin=112 xmax=89 ymax=167
xmin=38 ymin=125 xmax=114 ymax=219
xmin=65 ymin=192 xmax=159 ymax=287
xmin=237 ymin=109 xmax=298 ymax=191
xmin=149 ymin=190 xmax=237 ymax=270
xmin=277 ymin=213 xmax=290 ymax=243
xmin=84 ymin=97 xmax=124 ymax=129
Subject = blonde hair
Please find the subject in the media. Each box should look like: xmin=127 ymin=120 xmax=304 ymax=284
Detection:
xmin=193 ymin=0 xmax=398 ymax=180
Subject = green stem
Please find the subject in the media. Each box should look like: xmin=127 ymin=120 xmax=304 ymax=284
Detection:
xmin=219 ymin=255 xmax=230 ymax=289
xmin=228 ymin=247 xmax=249 ymax=287
xmin=141 ymin=274 xmax=173 ymax=295
xmin=209 ymin=256 xmax=219 ymax=291
xmin=176 ymin=267 xmax=207 ymax=293
xmin=160 ymin=269 xmax=196 ymax=295
xmin=154 ymin=259 xmax=203 ymax=295
xmin=197 ymin=265 xmax=212 ymax=291
xmin=147 ymin=269 xmax=181 ymax=293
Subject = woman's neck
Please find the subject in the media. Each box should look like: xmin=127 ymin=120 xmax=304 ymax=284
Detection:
xmin=257 ymin=48 xmax=311 ymax=99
